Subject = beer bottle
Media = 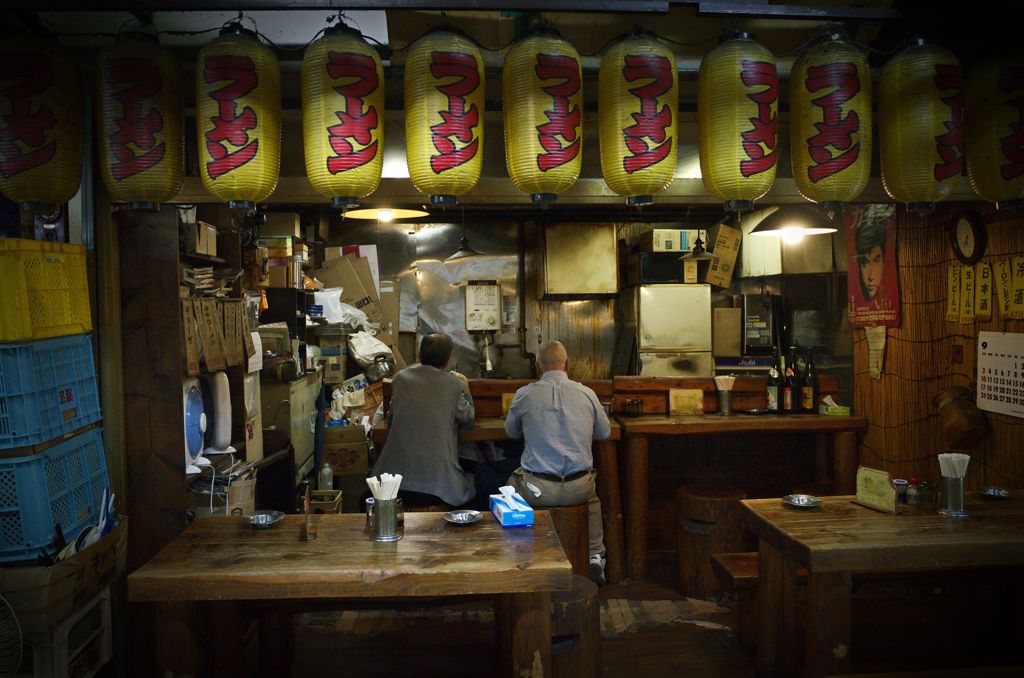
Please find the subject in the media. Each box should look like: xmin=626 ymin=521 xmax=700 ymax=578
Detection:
xmin=785 ymin=348 xmax=801 ymax=414
xmin=802 ymin=349 xmax=819 ymax=413
xmin=766 ymin=349 xmax=781 ymax=414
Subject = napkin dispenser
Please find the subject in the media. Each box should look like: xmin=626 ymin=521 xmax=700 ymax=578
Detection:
xmin=489 ymin=486 xmax=534 ymax=528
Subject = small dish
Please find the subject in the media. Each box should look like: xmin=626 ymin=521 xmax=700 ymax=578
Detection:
xmin=443 ymin=509 xmax=482 ymax=525
xmin=738 ymin=408 xmax=768 ymax=415
xmin=781 ymin=494 xmax=822 ymax=509
xmin=980 ymin=485 xmax=1011 ymax=500
xmin=245 ymin=510 xmax=285 ymax=529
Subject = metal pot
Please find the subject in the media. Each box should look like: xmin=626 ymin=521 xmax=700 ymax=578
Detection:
xmin=366 ymin=353 xmax=395 ymax=383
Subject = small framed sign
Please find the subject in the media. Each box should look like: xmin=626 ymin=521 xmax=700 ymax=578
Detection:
xmin=853 ymin=466 xmax=899 ymax=514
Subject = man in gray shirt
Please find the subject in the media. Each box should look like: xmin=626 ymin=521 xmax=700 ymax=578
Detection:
xmin=371 ymin=333 xmax=475 ymax=507
xmin=505 ymin=340 xmax=612 ymax=583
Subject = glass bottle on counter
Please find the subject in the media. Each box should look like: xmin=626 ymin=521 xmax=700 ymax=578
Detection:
xmin=766 ymin=349 xmax=781 ymax=414
xmin=784 ymin=348 xmax=800 ymax=414
xmin=906 ymin=477 xmax=921 ymax=506
xmin=801 ymin=349 xmax=819 ymax=413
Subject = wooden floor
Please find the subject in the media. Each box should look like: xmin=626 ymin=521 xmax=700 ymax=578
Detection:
xmin=290 ymin=554 xmax=755 ymax=677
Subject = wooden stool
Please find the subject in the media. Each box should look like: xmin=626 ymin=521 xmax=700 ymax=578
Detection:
xmin=548 ymin=505 xmax=590 ymax=577
xmin=676 ymin=484 xmax=751 ymax=598
xmin=552 ymin=575 xmax=600 ymax=678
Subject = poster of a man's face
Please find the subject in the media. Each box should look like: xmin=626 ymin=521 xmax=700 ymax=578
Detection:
xmin=845 ymin=205 xmax=900 ymax=327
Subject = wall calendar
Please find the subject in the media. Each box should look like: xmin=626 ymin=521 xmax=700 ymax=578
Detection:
xmin=977 ymin=331 xmax=1024 ymax=419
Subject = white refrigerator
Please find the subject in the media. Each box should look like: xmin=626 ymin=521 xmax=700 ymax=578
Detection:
xmin=622 ymin=284 xmax=714 ymax=377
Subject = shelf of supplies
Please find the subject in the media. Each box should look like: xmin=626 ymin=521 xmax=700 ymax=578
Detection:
xmin=180 ymin=251 xmax=228 ymax=266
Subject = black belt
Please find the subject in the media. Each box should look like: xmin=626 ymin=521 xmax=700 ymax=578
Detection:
xmin=524 ymin=468 xmax=589 ymax=483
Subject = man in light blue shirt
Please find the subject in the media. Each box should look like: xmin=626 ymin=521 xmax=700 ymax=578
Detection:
xmin=505 ymin=341 xmax=611 ymax=583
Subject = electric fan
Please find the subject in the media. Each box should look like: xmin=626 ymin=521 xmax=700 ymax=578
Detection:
xmin=183 ymin=378 xmax=211 ymax=475
xmin=0 ymin=594 xmax=23 ymax=674
xmin=202 ymin=371 xmax=236 ymax=457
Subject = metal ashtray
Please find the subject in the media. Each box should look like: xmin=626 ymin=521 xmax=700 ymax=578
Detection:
xmin=781 ymin=494 xmax=823 ymax=509
xmin=981 ymin=485 xmax=1012 ymax=500
xmin=245 ymin=510 xmax=285 ymax=529
xmin=443 ymin=510 xmax=482 ymax=525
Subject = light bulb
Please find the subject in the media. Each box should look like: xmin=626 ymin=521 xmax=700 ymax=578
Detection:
xmin=780 ymin=229 xmax=805 ymax=245
xmin=378 ymin=209 xmax=394 ymax=223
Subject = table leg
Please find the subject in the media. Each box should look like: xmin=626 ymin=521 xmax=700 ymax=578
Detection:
xmin=508 ymin=592 xmax=552 ymax=678
xmin=151 ymin=602 xmax=203 ymax=678
xmin=208 ymin=601 xmax=246 ymax=678
xmin=594 ymin=439 xmax=625 ymax=583
xmin=623 ymin=435 xmax=649 ymax=581
xmin=805 ymin=572 xmax=851 ymax=678
xmin=258 ymin=607 xmax=295 ymax=678
xmin=834 ymin=431 xmax=858 ymax=494
xmin=755 ymin=540 xmax=798 ymax=677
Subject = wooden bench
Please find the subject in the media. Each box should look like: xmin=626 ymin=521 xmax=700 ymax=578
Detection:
xmin=711 ymin=551 xmax=808 ymax=654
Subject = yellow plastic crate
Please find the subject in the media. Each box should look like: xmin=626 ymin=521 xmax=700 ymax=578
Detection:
xmin=0 ymin=239 xmax=92 ymax=342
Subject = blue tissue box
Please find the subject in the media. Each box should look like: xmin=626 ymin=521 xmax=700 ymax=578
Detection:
xmin=489 ymin=492 xmax=534 ymax=528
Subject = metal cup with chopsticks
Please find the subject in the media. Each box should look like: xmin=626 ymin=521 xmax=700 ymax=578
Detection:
xmin=715 ymin=375 xmax=736 ymax=416
xmin=937 ymin=452 xmax=969 ymax=517
xmin=366 ymin=473 xmax=404 ymax=541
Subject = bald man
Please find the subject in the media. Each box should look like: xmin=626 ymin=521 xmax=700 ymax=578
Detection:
xmin=504 ymin=341 xmax=612 ymax=584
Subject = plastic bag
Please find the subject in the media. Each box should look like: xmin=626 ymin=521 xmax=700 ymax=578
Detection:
xmin=348 ymin=331 xmax=392 ymax=367
xmin=313 ymin=288 xmax=374 ymax=330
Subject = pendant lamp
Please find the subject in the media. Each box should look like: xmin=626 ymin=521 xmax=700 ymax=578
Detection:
xmin=748 ymin=206 xmax=837 ymax=244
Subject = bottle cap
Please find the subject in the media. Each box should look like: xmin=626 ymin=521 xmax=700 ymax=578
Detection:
xmin=909 ymin=477 xmax=920 ymax=485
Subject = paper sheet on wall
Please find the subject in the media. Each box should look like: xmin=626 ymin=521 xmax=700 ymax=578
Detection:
xmin=247 ymin=332 xmax=263 ymax=373
xmin=995 ymin=258 xmax=1013 ymax=317
xmin=865 ymin=326 xmax=887 ymax=380
xmin=1010 ymin=256 xmax=1024 ymax=319
xmin=946 ymin=265 xmax=961 ymax=322
xmin=959 ymin=264 xmax=975 ymax=324
xmin=975 ymin=262 xmax=992 ymax=321
xmin=976 ymin=331 xmax=1024 ymax=419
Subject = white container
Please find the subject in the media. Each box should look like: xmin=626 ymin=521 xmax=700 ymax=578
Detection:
xmin=20 ymin=586 xmax=112 ymax=678
xmin=319 ymin=462 xmax=334 ymax=491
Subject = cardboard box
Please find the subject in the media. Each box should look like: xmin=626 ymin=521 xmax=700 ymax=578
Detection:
xmin=320 ymin=334 xmax=348 ymax=383
xmin=263 ymin=212 xmax=302 ymax=238
xmin=819 ymin=403 xmax=851 ymax=416
xmin=639 ymin=228 xmax=697 ymax=252
xmin=325 ymin=245 xmax=379 ymax=294
xmin=197 ymin=221 xmax=218 ymax=257
xmin=489 ymin=492 xmax=534 ymax=527
xmin=706 ymin=223 xmax=742 ymax=288
xmin=379 ymin=276 xmax=400 ymax=337
xmin=310 ymin=489 xmax=342 ymax=514
xmin=713 ymin=307 xmax=743 ymax=357
xmin=325 ymin=423 xmax=366 ymax=445
xmin=324 ymin=441 xmax=370 ymax=476
xmin=0 ymin=519 xmax=127 ymax=633
xmin=268 ymin=264 xmax=292 ymax=289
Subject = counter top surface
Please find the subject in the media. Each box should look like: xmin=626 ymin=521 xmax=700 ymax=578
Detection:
xmin=616 ymin=413 xmax=868 ymax=436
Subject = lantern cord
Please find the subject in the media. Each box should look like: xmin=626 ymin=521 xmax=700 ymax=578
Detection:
xmin=657 ymin=34 xmax=720 ymax=48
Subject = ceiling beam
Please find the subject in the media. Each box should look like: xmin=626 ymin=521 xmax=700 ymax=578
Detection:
xmin=682 ymin=0 xmax=901 ymax=20
xmin=24 ymin=1 xmax=668 ymax=11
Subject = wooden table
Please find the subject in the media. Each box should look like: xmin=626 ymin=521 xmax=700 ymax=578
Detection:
xmin=371 ymin=417 xmax=627 ymax=583
xmin=741 ymin=494 xmax=1024 ymax=677
xmin=617 ymin=413 xmax=867 ymax=580
xmin=128 ymin=512 xmax=572 ymax=678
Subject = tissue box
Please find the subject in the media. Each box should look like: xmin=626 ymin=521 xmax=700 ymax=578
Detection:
xmin=819 ymin=403 xmax=851 ymax=416
xmin=489 ymin=492 xmax=534 ymax=528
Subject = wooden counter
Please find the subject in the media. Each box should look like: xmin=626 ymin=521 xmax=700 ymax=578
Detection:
xmin=128 ymin=512 xmax=572 ymax=677
xmin=741 ymin=494 xmax=1024 ymax=676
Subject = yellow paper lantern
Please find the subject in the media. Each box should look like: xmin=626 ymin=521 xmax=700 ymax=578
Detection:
xmin=879 ymin=39 xmax=964 ymax=210
xmin=302 ymin=23 xmax=384 ymax=210
xmin=503 ymin=27 xmax=583 ymax=203
xmin=966 ymin=54 xmax=1024 ymax=208
xmin=789 ymin=34 xmax=872 ymax=213
xmin=599 ymin=32 xmax=678 ymax=206
xmin=405 ymin=29 xmax=485 ymax=207
xmin=0 ymin=37 xmax=82 ymax=214
xmin=96 ymin=34 xmax=184 ymax=211
xmin=698 ymin=31 xmax=778 ymax=211
xmin=196 ymin=25 xmax=281 ymax=210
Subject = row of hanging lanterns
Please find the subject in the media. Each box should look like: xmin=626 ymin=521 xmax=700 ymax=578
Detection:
xmin=1 ymin=25 xmax=1022 ymax=214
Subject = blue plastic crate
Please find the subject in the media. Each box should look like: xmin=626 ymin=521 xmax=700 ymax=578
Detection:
xmin=0 ymin=428 xmax=109 ymax=563
xmin=0 ymin=334 xmax=102 ymax=449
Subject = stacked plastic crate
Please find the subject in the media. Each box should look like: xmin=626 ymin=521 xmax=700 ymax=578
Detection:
xmin=0 ymin=238 xmax=109 ymax=565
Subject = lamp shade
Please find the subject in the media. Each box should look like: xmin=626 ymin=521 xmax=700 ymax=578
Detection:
xmin=0 ymin=37 xmax=82 ymax=214
xmin=749 ymin=205 xmax=836 ymax=244
xmin=503 ymin=28 xmax=583 ymax=203
xmin=965 ymin=54 xmax=1024 ymax=208
xmin=302 ymin=24 xmax=384 ymax=210
xmin=879 ymin=40 xmax=963 ymax=209
xmin=196 ymin=25 xmax=281 ymax=210
xmin=790 ymin=35 xmax=871 ymax=212
xmin=96 ymin=34 xmax=184 ymax=210
xmin=599 ymin=32 xmax=678 ymax=206
xmin=405 ymin=29 xmax=485 ymax=207
xmin=698 ymin=32 xmax=778 ymax=211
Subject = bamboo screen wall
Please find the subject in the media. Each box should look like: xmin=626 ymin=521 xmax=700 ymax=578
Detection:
xmin=853 ymin=203 xmax=1024 ymax=489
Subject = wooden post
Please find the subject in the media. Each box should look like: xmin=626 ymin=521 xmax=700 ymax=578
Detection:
xmin=623 ymin=435 xmax=649 ymax=580
xmin=834 ymin=431 xmax=858 ymax=494
xmin=509 ymin=592 xmax=552 ymax=678
xmin=755 ymin=540 xmax=798 ymax=677
xmin=814 ymin=432 xmax=829 ymax=486
xmin=594 ymin=439 xmax=625 ymax=583
xmin=551 ymin=576 xmax=600 ymax=678
xmin=805 ymin=572 xmax=852 ymax=677
xmin=549 ymin=504 xmax=590 ymax=577
xmin=208 ymin=602 xmax=246 ymax=678
xmin=151 ymin=603 xmax=203 ymax=678
xmin=258 ymin=607 xmax=295 ymax=678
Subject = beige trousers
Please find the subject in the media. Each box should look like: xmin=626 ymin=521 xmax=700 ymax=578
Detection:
xmin=508 ymin=467 xmax=604 ymax=557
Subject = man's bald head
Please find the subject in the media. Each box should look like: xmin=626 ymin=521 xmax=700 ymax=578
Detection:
xmin=536 ymin=340 xmax=568 ymax=373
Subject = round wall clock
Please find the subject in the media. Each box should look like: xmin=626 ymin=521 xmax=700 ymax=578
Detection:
xmin=949 ymin=211 xmax=986 ymax=265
